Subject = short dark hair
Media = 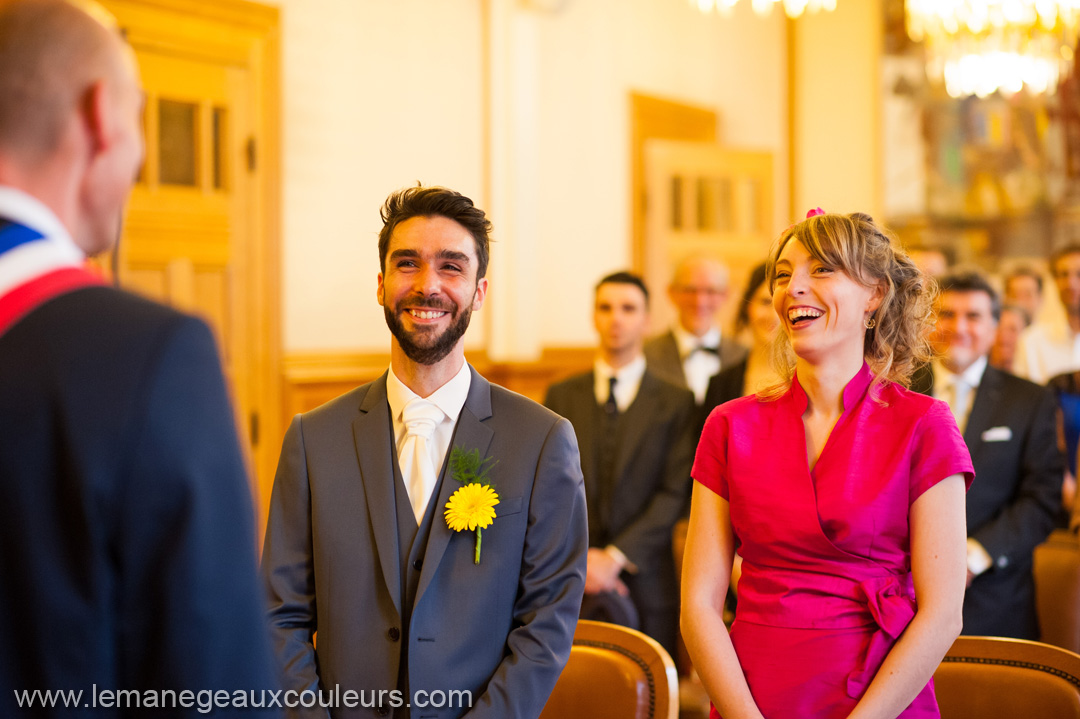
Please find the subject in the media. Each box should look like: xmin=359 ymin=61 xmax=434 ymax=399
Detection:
xmin=595 ymin=271 xmax=649 ymax=306
xmin=938 ymin=271 xmax=1001 ymax=321
xmin=1005 ymin=265 xmax=1043 ymax=294
xmin=378 ymin=185 xmax=493 ymax=279
xmin=1051 ymin=243 xmax=1080 ymax=276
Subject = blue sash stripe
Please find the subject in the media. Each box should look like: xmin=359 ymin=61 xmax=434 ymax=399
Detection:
xmin=0 ymin=219 xmax=46 ymax=256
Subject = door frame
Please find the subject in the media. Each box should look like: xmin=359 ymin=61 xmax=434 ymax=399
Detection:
xmin=103 ymin=0 xmax=282 ymax=534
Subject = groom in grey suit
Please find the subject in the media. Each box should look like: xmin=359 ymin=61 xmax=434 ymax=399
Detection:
xmin=262 ymin=186 xmax=588 ymax=719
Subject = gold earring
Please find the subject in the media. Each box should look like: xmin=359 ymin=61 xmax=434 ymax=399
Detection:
xmin=864 ymin=316 xmax=876 ymax=329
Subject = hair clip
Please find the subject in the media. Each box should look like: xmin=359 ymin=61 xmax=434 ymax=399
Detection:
xmin=806 ymin=207 xmax=825 ymax=218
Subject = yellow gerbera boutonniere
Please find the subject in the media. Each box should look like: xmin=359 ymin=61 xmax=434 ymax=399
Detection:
xmin=444 ymin=446 xmax=499 ymax=564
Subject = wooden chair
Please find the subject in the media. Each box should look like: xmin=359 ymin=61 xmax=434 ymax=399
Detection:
xmin=1034 ymin=528 xmax=1080 ymax=653
xmin=934 ymin=635 xmax=1080 ymax=719
xmin=539 ymin=619 xmax=679 ymax=719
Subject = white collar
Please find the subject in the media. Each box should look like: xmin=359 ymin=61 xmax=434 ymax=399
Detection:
xmin=672 ymin=324 xmax=721 ymax=357
xmin=0 ymin=186 xmax=81 ymax=257
xmin=934 ymin=354 xmax=988 ymax=389
xmin=595 ymin=354 xmax=647 ymax=385
xmin=385 ymin=359 xmax=472 ymax=424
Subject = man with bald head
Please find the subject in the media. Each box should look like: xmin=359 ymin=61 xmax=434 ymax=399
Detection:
xmin=644 ymin=256 xmax=747 ymax=405
xmin=0 ymin=2 xmax=276 ymax=714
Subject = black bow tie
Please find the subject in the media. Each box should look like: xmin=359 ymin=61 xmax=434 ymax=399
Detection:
xmin=689 ymin=345 xmax=719 ymax=356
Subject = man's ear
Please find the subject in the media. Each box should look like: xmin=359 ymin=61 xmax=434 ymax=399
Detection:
xmin=376 ymin=273 xmax=385 ymax=307
xmin=80 ymin=80 xmax=112 ymax=153
xmin=472 ymin=276 xmax=488 ymax=311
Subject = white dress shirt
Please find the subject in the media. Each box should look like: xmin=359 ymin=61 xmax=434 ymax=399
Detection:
xmin=672 ymin=324 xmax=722 ymax=403
xmin=593 ymin=355 xmax=646 ymax=412
xmin=0 ymin=185 xmax=83 ymax=295
xmin=932 ymin=355 xmax=987 ymax=434
xmin=1014 ymin=316 xmax=1080 ymax=384
xmin=385 ymin=360 xmax=472 ymax=512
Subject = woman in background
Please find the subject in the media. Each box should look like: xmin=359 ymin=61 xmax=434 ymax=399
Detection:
xmin=702 ymin=262 xmax=780 ymax=416
xmin=682 ymin=210 xmax=973 ymax=719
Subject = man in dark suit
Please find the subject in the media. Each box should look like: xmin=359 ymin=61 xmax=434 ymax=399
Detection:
xmin=644 ymin=256 xmax=746 ymax=405
xmin=545 ymin=271 xmax=695 ymax=658
xmin=0 ymin=1 xmax=277 ymax=714
xmin=912 ymin=271 xmax=1063 ymax=639
xmin=262 ymin=186 xmax=588 ymax=719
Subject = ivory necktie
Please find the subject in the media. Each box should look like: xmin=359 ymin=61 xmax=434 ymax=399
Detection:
xmin=948 ymin=377 xmax=971 ymax=433
xmin=400 ymin=397 xmax=444 ymax=523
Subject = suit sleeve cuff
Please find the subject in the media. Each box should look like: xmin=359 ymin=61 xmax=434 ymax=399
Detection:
xmin=605 ymin=545 xmax=638 ymax=574
xmin=967 ymin=537 xmax=993 ymax=576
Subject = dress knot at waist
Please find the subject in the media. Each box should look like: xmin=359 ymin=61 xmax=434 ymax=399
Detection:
xmin=736 ymin=566 xmax=915 ymax=631
xmin=845 ymin=572 xmax=917 ymax=699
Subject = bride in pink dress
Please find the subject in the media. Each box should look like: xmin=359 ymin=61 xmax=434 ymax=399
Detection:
xmin=682 ymin=210 xmax=974 ymax=719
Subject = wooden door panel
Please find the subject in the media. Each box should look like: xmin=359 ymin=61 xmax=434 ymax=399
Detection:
xmin=99 ymin=0 xmax=281 ymax=537
xmin=645 ymin=141 xmax=774 ymax=334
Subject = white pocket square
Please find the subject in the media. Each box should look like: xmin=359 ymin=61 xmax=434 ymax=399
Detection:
xmin=981 ymin=426 xmax=1013 ymax=442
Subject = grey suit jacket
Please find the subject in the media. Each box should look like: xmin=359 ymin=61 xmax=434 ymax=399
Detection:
xmin=643 ymin=329 xmax=747 ymax=391
xmin=261 ymin=366 xmax=588 ymax=718
xmin=912 ymin=363 xmax=1063 ymax=639
xmin=543 ymin=370 xmax=695 ymax=611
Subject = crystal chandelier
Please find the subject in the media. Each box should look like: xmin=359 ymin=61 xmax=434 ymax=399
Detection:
xmin=691 ymin=0 xmax=836 ymax=19
xmin=906 ymin=1 xmax=1080 ymax=98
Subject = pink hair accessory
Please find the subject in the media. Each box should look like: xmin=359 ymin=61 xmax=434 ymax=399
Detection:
xmin=806 ymin=207 xmax=825 ymax=218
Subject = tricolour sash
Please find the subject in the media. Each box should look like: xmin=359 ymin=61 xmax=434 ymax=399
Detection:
xmin=0 ymin=219 xmax=103 ymax=337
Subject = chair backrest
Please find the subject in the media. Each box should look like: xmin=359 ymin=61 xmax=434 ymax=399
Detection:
xmin=1034 ymin=529 xmax=1080 ymax=653
xmin=539 ymin=619 xmax=679 ymax=719
xmin=934 ymin=635 xmax=1080 ymax=719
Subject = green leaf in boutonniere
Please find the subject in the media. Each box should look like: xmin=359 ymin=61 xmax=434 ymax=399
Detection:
xmin=445 ymin=445 xmax=499 ymax=564
xmin=449 ymin=446 xmax=497 ymax=487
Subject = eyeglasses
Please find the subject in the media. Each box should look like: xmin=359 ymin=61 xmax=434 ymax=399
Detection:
xmin=673 ymin=285 xmax=724 ymax=297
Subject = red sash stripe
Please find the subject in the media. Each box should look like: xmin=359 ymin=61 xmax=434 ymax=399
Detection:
xmin=0 ymin=266 xmax=105 ymax=338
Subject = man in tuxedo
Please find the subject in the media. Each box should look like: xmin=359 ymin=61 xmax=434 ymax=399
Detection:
xmin=0 ymin=1 xmax=277 ymax=714
xmin=262 ymin=186 xmax=588 ymax=719
xmin=912 ymin=271 xmax=1063 ymax=639
xmin=644 ymin=256 xmax=746 ymax=405
xmin=545 ymin=271 xmax=695 ymax=658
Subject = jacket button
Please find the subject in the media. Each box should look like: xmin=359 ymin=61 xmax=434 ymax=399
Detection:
xmin=388 ymin=627 xmax=400 ymax=641
xmin=413 ymin=558 xmax=423 ymax=570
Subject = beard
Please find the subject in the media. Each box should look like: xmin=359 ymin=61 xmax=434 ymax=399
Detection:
xmin=384 ymin=295 xmax=474 ymax=366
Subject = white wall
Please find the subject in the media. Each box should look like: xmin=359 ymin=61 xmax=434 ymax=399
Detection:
xmin=533 ymin=0 xmax=788 ymax=347
xmin=267 ymin=0 xmax=788 ymax=354
xmin=792 ymin=0 xmax=882 ymax=220
xmin=272 ymin=0 xmax=486 ymax=352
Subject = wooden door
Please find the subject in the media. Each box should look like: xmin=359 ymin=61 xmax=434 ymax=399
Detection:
xmin=643 ymin=141 xmax=774 ymax=335
xmin=97 ymin=0 xmax=281 ymax=536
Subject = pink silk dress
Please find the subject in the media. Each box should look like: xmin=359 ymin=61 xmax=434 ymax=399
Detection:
xmin=693 ymin=363 xmax=974 ymax=719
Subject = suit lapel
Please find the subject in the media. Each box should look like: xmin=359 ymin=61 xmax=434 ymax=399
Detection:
xmin=963 ymin=366 xmax=1003 ymax=456
xmin=352 ymin=373 xmax=402 ymax=618
xmin=414 ymin=365 xmax=494 ymax=608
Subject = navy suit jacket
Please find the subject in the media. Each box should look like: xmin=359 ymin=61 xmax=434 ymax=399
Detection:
xmin=0 ymin=286 xmax=278 ymax=716
xmin=912 ymin=363 xmax=1064 ymax=638
xmin=261 ymin=367 xmax=588 ymax=719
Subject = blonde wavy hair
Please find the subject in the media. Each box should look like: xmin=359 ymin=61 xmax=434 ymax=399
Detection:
xmin=758 ymin=211 xmax=936 ymax=401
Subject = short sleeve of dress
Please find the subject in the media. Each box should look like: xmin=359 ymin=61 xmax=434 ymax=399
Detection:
xmin=909 ymin=399 xmax=975 ymax=503
xmin=692 ymin=406 xmax=729 ymax=499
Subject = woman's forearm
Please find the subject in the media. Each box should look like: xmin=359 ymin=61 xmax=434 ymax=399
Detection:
xmin=681 ymin=599 xmax=764 ymax=719
xmin=845 ymin=605 xmax=961 ymax=719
